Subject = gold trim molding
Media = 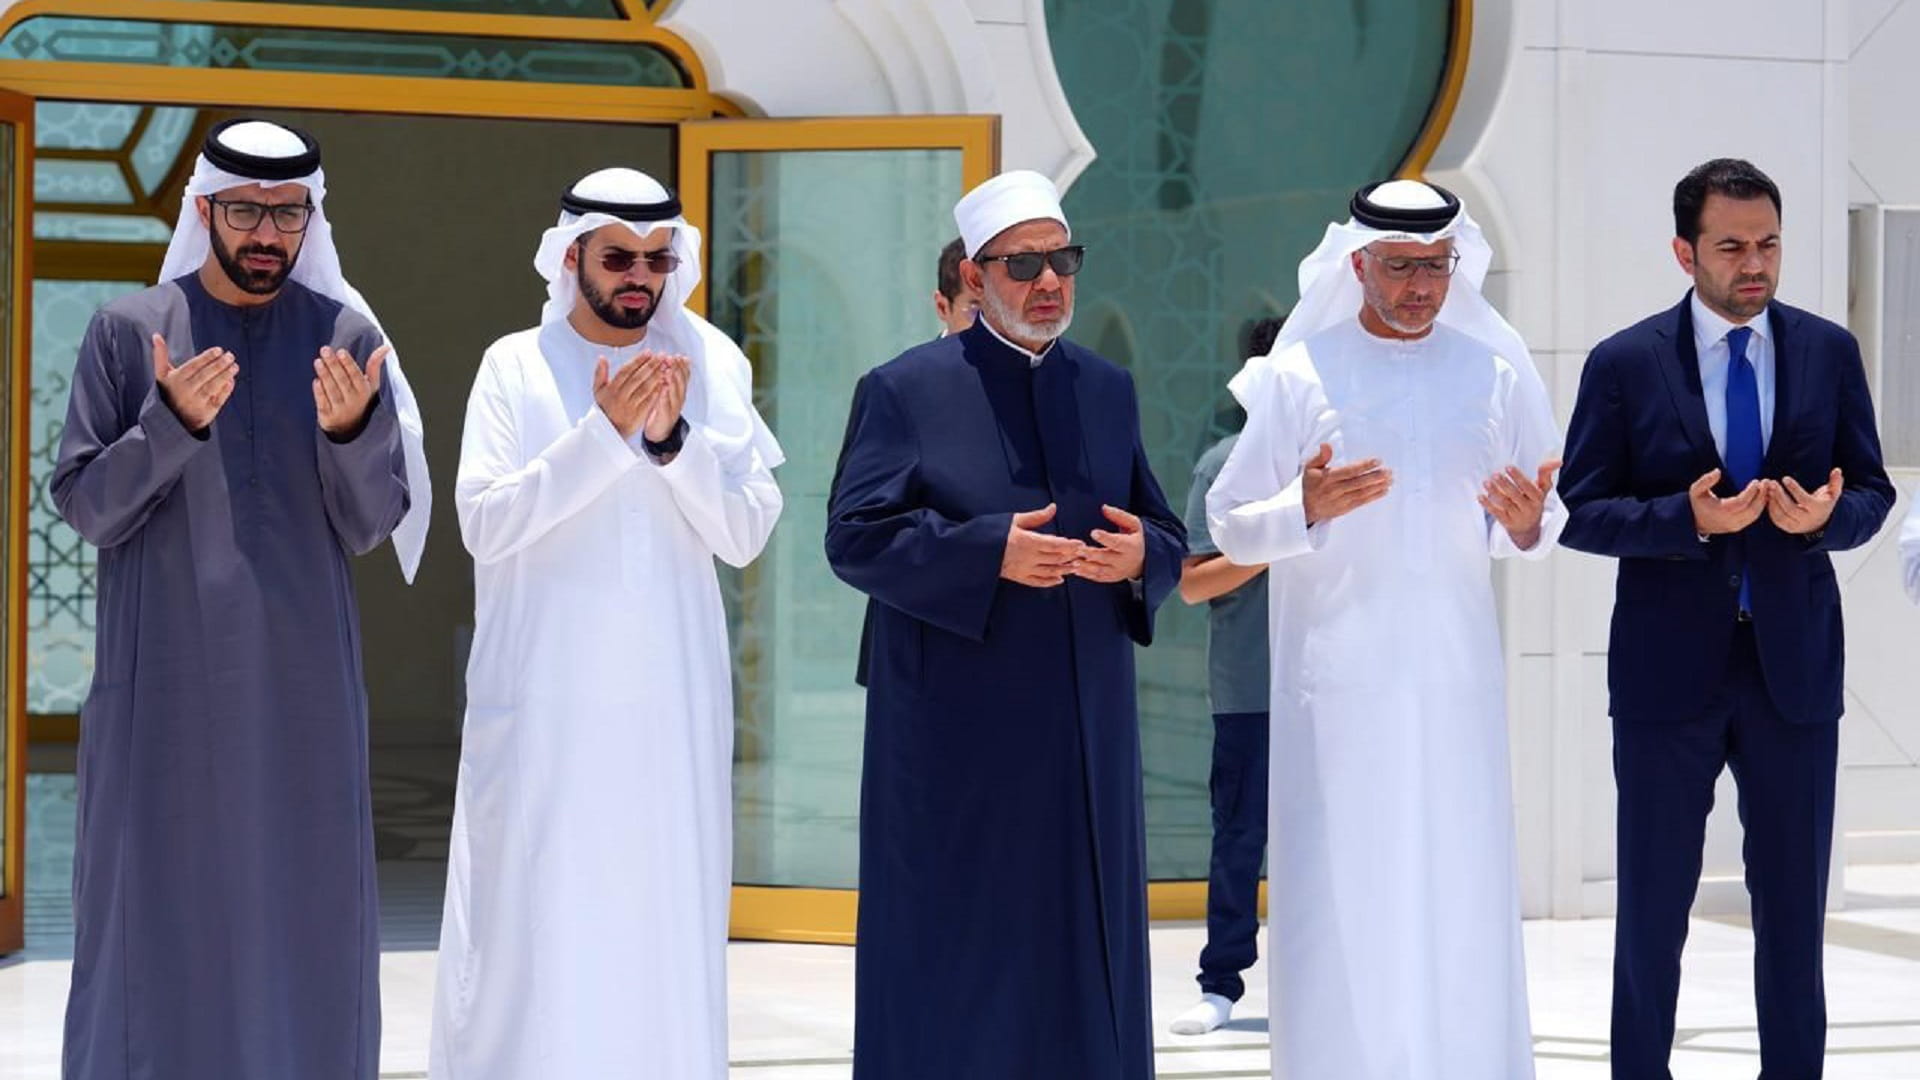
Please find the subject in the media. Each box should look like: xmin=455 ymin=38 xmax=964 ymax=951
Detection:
xmin=1399 ymin=0 xmax=1472 ymax=180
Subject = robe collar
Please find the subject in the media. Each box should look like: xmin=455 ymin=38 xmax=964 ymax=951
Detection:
xmin=1350 ymin=312 xmax=1438 ymax=350
xmin=977 ymin=313 xmax=1056 ymax=367
xmin=178 ymin=267 xmax=302 ymax=315
xmin=555 ymin=312 xmax=651 ymax=359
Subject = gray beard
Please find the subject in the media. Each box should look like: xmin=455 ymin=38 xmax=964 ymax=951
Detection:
xmin=981 ymin=288 xmax=1072 ymax=347
xmin=1360 ymin=280 xmax=1439 ymax=336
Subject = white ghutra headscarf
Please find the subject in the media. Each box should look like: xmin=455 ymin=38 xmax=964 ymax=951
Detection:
xmin=1230 ymin=179 xmax=1543 ymax=408
xmin=532 ymin=168 xmax=783 ymax=470
xmin=157 ymin=119 xmax=432 ymax=583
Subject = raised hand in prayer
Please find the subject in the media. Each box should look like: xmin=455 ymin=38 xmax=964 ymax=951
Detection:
xmin=1688 ymin=468 xmax=1769 ymax=535
xmin=313 ymin=344 xmax=387 ymax=438
xmin=151 ymin=333 xmax=237 ymax=434
xmin=639 ymin=353 xmax=691 ymax=444
xmin=1001 ymin=503 xmax=1087 ymax=588
xmin=1764 ymin=468 xmax=1844 ymax=536
xmin=1301 ymin=443 xmax=1391 ymax=526
xmin=592 ymin=352 xmax=654 ymax=438
xmin=1480 ymin=458 xmax=1560 ymax=550
xmin=1075 ymin=504 xmax=1147 ymax=583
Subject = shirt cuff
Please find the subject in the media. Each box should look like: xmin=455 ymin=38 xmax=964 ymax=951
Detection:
xmin=585 ymin=406 xmax=646 ymax=468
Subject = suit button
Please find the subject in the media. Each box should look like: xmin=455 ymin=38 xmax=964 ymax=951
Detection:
xmin=1728 ymin=574 xmax=1740 ymax=588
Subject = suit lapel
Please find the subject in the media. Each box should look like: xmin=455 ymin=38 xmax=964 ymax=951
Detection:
xmin=1760 ymin=301 xmax=1800 ymax=476
xmin=1652 ymin=294 xmax=1724 ymax=478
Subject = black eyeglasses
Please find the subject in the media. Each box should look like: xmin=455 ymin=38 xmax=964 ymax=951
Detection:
xmin=1363 ymin=248 xmax=1461 ymax=280
xmin=207 ymin=197 xmax=314 ymax=234
xmin=975 ymin=244 xmax=1086 ymax=282
xmin=588 ymin=246 xmax=681 ymax=276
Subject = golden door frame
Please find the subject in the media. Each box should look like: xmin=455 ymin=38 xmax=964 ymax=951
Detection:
xmin=0 ymin=84 xmax=32 ymax=957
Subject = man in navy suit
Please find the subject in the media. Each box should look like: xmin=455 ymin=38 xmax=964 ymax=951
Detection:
xmin=1559 ymin=158 xmax=1894 ymax=1078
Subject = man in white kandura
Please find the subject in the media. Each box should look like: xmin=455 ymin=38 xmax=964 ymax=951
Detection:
xmin=431 ymin=168 xmax=784 ymax=1079
xmin=1206 ymin=179 xmax=1564 ymax=1080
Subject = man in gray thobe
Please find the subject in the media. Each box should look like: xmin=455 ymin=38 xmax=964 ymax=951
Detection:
xmin=51 ymin=118 xmax=429 ymax=1080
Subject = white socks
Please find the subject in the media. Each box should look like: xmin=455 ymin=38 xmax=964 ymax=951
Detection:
xmin=1168 ymin=992 xmax=1233 ymax=1035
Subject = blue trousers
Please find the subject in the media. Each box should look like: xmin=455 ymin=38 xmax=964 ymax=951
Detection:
xmin=1611 ymin=623 xmax=1837 ymax=1079
xmin=1196 ymin=710 xmax=1269 ymax=1001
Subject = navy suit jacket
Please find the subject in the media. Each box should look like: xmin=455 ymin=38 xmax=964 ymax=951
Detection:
xmin=1559 ymin=294 xmax=1894 ymax=726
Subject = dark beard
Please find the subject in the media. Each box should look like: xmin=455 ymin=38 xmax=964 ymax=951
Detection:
xmin=1713 ymin=275 xmax=1774 ymax=320
xmin=577 ymin=260 xmax=657 ymax=330
xmin=209 ymin=221 xmax=296 ymax=296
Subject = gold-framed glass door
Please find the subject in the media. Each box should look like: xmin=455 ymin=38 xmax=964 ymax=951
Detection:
xmin=0 ymin=85 xmax=32 ymax=957
xmin=680 ymin=116 xmax=997 ymax=943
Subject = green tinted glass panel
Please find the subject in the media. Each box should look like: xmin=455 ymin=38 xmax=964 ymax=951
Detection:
xmin=1044 ymin=0 xmax=1451 ymax=879
xmin=33 ymin=104 xmax=139 ymax=151
xmin=33 ymin=101 xmax=201 ymax=243
xmin=130 ymin=107 xmax=197 ymax=195
xmin=709 ymin=148 xmax=963 ymax=889
xmin=219 ymin=0 xmax=624 ymax=16
xmin=33 ymin=214 xmax=172 ymax=243
xmin=0 ymin=17 xmax=688 ymax=87
xmin=34 ymin=160 xmax=131 ymax=205
xmin=29 ymin=281 xmax=143 ymax=717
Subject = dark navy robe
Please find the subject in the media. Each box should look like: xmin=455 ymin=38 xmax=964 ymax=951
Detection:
xmin=826 ymin=322 xmax=1185 ymax=1080
xmin=51 ymin=274 xmax=408 ymax=1080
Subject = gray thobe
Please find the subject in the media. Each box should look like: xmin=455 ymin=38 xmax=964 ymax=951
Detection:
xmin=51 ymin=273 xmax=408 ymax=1080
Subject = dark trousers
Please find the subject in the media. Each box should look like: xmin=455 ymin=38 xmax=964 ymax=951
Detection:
xmin=1197 ymin=710 xmax=1269 ymax=1002
xmin=1611 ymin=623 xmax=1838 ymax=1080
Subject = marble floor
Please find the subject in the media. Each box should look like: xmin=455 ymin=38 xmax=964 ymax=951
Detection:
xmin=10 ymin=753 xmax=1920 ymax=1077
xmin=1 ymin=864 xmax=1916 ymax=1077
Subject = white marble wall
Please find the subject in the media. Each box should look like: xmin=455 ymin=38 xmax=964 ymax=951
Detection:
xmin=1836 ymin=0 xmax=1920 ymax=870
xmin=1852 ymin=0 xmax=1920 ymax=206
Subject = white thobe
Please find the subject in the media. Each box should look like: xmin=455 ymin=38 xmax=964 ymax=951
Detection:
xmin=430 ymin=319 xmax=782 ymax=1079
xmin=1207 ymin=318 xmax=1564 ymax=1080
xmin=1902 ymin=485 xmax=1920 ymax=604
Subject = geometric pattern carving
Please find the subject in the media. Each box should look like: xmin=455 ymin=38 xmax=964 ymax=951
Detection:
xmin=220 ymin=0 xmax=625 ymax=16
xmin=28 ymin=281 xmax=143 ymax=715
xmin=24 ymin=98 xmax=204 ymax=717
xmin=32 ymin=102 xmax=200 ymax=245
xmin=2 ymin=17 xmax=689 ymax=87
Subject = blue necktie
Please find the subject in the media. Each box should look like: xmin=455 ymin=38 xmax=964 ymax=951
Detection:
xmin=1724 ymin=325 xmax=1762 ymax=614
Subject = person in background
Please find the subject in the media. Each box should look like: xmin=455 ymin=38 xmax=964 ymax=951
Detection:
xmin=932 ymin=235 xmax=982 ymax=336
xmin=1168 ymin=313 xmax=1286 ymax=1037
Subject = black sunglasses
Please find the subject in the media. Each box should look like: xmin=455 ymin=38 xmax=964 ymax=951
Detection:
xmin=975 ymin=244 xmax=1085 ymax=282
xmin=589 ymin=246 xmax=681 ymax=276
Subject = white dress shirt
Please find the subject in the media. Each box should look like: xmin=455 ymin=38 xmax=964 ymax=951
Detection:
xmin=1691 ymin=291 xmax=1775 ymax=457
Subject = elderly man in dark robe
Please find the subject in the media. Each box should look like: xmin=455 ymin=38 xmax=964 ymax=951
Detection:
xmin=827 ymin=169 xmax=1186 ymax=1080
xmin=51 ymin=118 xmax=425 ymax=1080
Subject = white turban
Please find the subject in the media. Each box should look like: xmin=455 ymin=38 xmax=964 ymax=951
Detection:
xmin=1229 ymin=179 xmax=1543 ymax=407
xmin=157 ymin=119 xmax=432 ymax=584
xmin=533 ymin=168 xmax=783 ymax=470
xmin=953 ymin=170 xmax=1071 ymax=259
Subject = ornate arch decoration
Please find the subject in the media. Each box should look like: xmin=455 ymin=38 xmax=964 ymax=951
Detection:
xmin=0 ymin=0 xmax=736 ymax=122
